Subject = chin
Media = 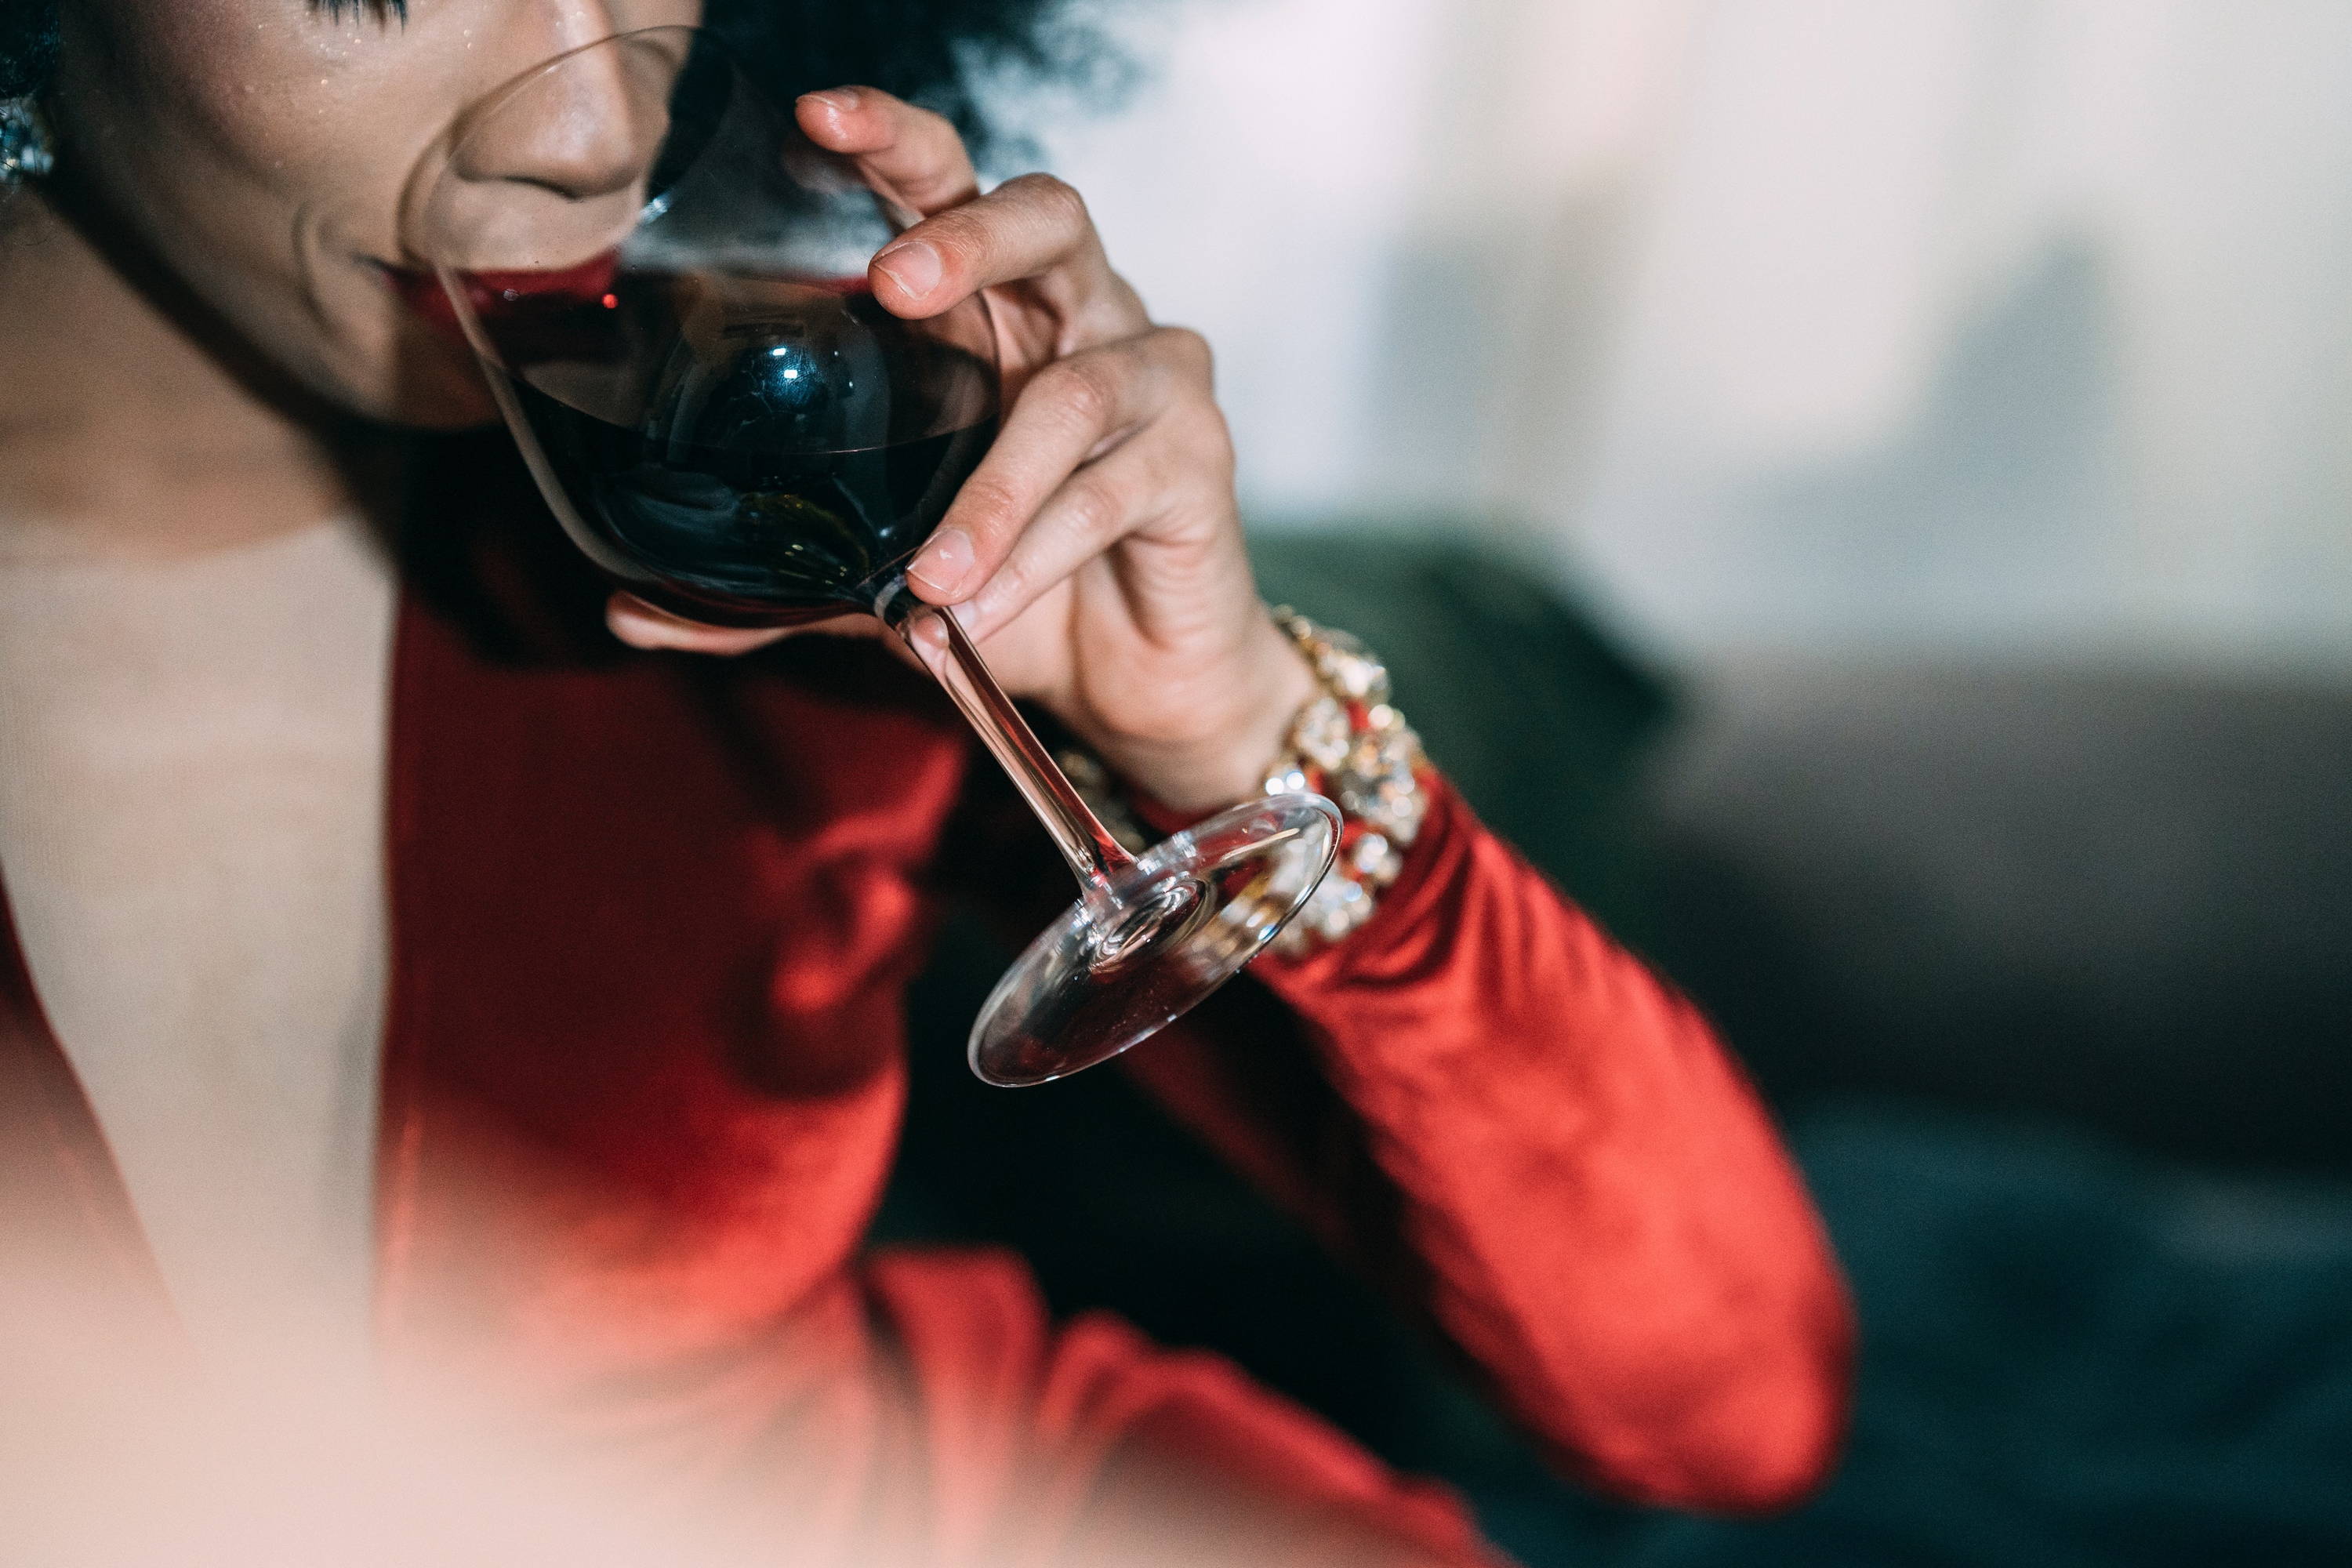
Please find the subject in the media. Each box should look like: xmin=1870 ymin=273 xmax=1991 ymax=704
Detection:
xmin=376 ymin=284 xmax=506 ymax=429
xmin=299 ymin=318 xmax=505 ymax=431
xmin=385 ymin=364 xmax=504 ymax=431
xmin=276 ymin=259 xmax=506 ymax=430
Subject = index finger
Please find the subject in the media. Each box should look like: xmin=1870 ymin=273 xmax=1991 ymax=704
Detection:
xmin=796 ymin=87 xmax=979 ymax=216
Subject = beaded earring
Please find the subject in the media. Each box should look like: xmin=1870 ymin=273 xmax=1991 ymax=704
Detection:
xmin=1 ymin=96 xmax=53 ymax=185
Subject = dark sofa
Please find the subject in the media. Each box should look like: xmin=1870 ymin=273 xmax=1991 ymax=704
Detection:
xmin=1642 ymin=654 xmax=2352 ymax=1171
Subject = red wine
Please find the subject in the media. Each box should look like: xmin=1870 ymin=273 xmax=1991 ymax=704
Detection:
xmin=477 ymin=269 xmax=997 ymax=626
xmin=508 ymin=379 xmax=995 ymax=624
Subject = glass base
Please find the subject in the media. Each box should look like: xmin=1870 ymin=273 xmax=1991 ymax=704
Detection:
xmin=968 ymin=793 xmax=1342 ymax=1087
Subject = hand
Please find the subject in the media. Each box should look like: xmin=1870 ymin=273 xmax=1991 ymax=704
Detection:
xmin=606 ymin=87 xmax=1313 ymax=814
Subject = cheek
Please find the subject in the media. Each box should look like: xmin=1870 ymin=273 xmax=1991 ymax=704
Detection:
xmin=54 ymin=2 xmax=714 ymax=425
xmin=58 ymin=2 xmax=486 ymax=419
xmin=79 ymin=4 xmax=341 ymax=182
xmin=93 ymin=5 xmax=430 ymax=241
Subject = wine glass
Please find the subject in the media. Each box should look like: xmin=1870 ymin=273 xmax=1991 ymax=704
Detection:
xmin=404 ymin=27 xmax=1338 ymax=1087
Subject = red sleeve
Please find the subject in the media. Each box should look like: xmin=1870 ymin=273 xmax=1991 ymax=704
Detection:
xmin=1121 ymin=773 xmax=1855 ymax=1514
xmin=861 ymin=1247 xmax=1504 ymax=1566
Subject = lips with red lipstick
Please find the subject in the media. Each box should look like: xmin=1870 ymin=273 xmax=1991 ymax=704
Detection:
xmin=380 ymin=255 xmax=887 ymax=376
xmin=381 ymin=251 xmax=625 ymax=361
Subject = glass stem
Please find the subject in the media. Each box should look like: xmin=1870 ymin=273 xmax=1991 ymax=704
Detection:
xmin=878 ymin=582 xmax=1136 ymax=924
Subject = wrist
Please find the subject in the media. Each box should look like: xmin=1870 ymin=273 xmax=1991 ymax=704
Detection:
xmin=1058 ymin=606 xmax=1435 ymax=960
xmin=1097 ymin=615 xmax=1318 ymax=816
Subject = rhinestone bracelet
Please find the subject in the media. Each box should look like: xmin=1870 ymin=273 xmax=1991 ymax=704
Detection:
xmin=1055 ymin=608 xmax=1429 ymax=957
xmin=1257 ymin=607 xmax=1429 ymax=953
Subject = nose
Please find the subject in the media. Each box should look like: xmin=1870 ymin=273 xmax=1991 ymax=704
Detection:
xmin=452 ymin=27 xmax=665 ymax=202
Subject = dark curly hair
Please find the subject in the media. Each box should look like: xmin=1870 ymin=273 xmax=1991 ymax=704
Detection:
xmin=0 ymin=1 xmax=1109 ymax=152
xmin=0 ymin=0 xmax=56 ymax=99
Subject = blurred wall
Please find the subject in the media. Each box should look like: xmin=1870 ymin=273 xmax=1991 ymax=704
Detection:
xmin=1008 ymin=0 xmax=2352 ymax=673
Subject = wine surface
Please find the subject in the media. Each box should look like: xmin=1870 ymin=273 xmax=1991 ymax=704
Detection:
xmin=483 ymin=270 xmax=997 ymax=625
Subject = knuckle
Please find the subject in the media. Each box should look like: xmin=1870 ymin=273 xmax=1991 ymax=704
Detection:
xmin=1153 ymin=325 xmax=1215 ymax=382
xmin=1203 ymin=430 xmax=1240 ymax=491
xmin=1040 ymin=354 xmax=1122 ymax=430
xmin=920 ymin=206 xmax=994 ymax=273
xmin=982 ymin=550 xmax=1035 ymax=610
xmin=1003 ymin=174 xmax=1094 ymax=262
xmin=1133 ymin=441 xmax=1184 ymax=506
xmin=1004 ymin=172 xmax=1091 ymax=232
xmin=1165 ymin=397 xmax=1236 ymax=486
xmin=1063 ymin=474 xmax=1129 ymax=540
xmin=953 ymin=470 xmax=1029 ymax=536
xmin=906 ymin=102 xmax=963 ymax=145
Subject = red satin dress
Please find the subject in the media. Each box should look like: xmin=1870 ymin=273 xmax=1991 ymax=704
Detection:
xmin=0 ymin=499 xmax=1852 ymax=1565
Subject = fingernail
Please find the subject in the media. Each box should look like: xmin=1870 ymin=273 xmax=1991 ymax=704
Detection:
xmin=873 ymin=240 xmax=942 ymax=299
xmin=801 ymin=88 xmax=861 ymax=114
xmin=908 ymin=526 xmax=974 ymax=596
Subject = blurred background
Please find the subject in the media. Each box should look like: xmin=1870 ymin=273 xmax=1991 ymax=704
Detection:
xmin=1016 ymin=0 xmax=2352 ymax=673
xmin=886 ymin=4 xmax=2352 ymax=1566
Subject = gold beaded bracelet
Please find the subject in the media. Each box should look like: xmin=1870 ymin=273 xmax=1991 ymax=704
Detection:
xmin=1055 ymin=608 xmax=1429 ymax=957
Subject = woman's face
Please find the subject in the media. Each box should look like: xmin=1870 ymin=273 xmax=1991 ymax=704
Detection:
xmin=49 ymin=0 xmax=701 ymax=426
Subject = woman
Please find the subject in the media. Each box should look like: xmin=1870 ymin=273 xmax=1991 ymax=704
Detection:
xmin=0 ymin=2 xmax=1852 ymax=1561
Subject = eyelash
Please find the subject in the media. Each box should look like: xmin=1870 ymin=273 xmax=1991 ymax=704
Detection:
xmin=313 ymin=1 xmax=411 ymax=20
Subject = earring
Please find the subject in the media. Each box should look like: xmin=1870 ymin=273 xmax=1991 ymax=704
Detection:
xmin=1 ymin=96 xmax=54 ymax=185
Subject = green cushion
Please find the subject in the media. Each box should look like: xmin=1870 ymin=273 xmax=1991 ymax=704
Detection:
xmin=1248 ymin=525 xmax=1674 ymax=938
